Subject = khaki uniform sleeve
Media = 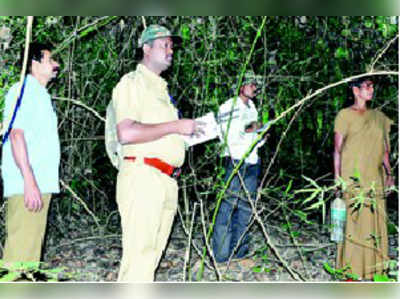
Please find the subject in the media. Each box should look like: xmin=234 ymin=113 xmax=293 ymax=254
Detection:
xmin=334 ymin=109 xmax=348 ymax=137
xmin=112 ymin=74 xmax=141 ymax=123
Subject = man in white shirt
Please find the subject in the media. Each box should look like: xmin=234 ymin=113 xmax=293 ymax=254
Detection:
xmin=212 ymin=71 xmax=265 ymax=265
xmin=1 ymin=43 xmax=60 ymax=264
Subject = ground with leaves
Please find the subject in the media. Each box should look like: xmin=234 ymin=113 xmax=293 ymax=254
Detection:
xmin=2 ymin=206 xmax=395 ymax=282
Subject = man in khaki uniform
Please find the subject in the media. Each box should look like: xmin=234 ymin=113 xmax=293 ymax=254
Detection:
xmin=112 ymin=25 xmax=201 ymax=281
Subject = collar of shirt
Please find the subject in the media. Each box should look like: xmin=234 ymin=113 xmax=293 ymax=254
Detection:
xmin=137 ymin=63 xmax=168 ymax=92
xmin=236 ymin=96 xmax=255 ymax=111
xmin=26 ymin=74 xmax=50 ymax=96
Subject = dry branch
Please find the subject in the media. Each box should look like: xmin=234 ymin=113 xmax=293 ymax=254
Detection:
xmin=54 ymin=96 xmax=106 ymax=122
xmin=60 ymin=179 xmax=101 ymax=230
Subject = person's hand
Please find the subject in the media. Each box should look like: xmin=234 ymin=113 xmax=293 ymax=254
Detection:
xmin=176 ymin=119 xmax=205 ymax=136
xmin=334 ymin=188 xmax=341 ymax=199
xmin=24 ymin=179 xmax=43 ymax=212
xmin=245 ymin=122 xmax=259 ymax=133
xmin=385 ymin=175 xmax=395 ymax=188
xmin=384 ymin=175 xmax=395 ymax=195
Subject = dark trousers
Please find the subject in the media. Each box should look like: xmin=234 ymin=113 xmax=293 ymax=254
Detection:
xmin=212 ymin=158 xmax=260 ymax=263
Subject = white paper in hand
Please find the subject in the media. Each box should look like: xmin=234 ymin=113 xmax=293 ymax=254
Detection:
xmin=182 ymin=112 xmax=218 ymax=147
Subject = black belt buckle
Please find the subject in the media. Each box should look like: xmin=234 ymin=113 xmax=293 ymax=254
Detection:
xmin=172 ymin=167 xmax=181 ymax=178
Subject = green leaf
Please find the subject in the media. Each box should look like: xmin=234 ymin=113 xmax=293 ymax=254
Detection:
xmin=306 ymin=199 xmax=324 ymax=210
xmin=323 ymin=263 xmax=335 ymax=274
xmin=22 ymin=261 xmax=40 ymax=269
xmin=375 ymin=16 xmax=385 ymax=24
xmin=293 ymin=210 xmax=312 ymax=224
xmin=262 ymin=110 xmax=269 ymax=123
xmin=180 ymin=24 xmax=191 ymax=41
xmin=373 ymin=274 xmax=391 ymax=282
xmin=252 ymin=266 xmax=262 ymax=273
xmin=290 ymin=231 xmax=300 ymax=238
xmin=346 ymin=273 xmax=360 ymax=280
xmin=0 ymin=271 xmax=20 ymax=282
xmin=378 ymin=23 xmax=389 ymax=38
xmin=285 ymin=180 xmax=293 ymax=194
xmin=72 ymin=202 xmax=80 ymax=211
xmin=387 ymin=222 xmax=397 ymax=235
xmin=334 ymin=47 xmax=349 ymax=60
xmin=341 ymin=29 xmax=351 ymax=37
xmin=301 ymin=175 xmax=320 ymax=189
xmin=302 ymin=191 xmax=319 ymax=205
xmin=364 ymin=20 xmax=373 ymax=28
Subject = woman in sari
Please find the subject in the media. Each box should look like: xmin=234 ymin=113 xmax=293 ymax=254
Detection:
xmin=333 ymin=77 xmax=394 ymax=281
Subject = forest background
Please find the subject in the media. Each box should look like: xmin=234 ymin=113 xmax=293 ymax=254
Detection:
xmin=0 ymin=16 xmax=398 ymax=282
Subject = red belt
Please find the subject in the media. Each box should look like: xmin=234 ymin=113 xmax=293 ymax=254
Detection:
xmin=124 ymin=156 xmax=181 ymax=177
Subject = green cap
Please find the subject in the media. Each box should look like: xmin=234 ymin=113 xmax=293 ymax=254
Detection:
xmin=233 ymin=70 xmax=263 ymax=91
xmin=138 ymin=24 xmax=182 ymax=47
xmin=241 ymin=70 xmax=263 ymax=86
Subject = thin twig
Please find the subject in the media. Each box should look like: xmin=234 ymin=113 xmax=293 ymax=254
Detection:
xmin=176 ymin=206 xmax=213 ymax=270
xmin=60 ymin=179 xmax=102 ymax=230
xmin=183 ymin=203 xmax=197 ymax=281
xmin=198 ymin=199 xmax=222 ymax=281
xmin=259 ymin=99 xmax=306 ymax=189
xmin=247 ymin=196 xmax=306 ymax=281
xmin=54 ymin=96 xmax=105 ymax=122
xmin=370 ymin=34 xmax=399 ymax=72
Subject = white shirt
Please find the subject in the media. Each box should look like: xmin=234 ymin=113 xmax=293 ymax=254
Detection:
xmin=217 ymin=97 xmax=264 ymax=164
xmin=2 ymin=75 xmax=60 ymax=197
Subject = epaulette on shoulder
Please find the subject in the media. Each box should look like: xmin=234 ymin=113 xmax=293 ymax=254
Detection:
xmin=115 ymin=71 xmax=137 ymax=91
xmin=126 ymin=71 xmax=137 ymax=81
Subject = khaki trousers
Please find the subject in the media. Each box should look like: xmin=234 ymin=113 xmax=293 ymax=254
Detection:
xmin=116 ymin=160 xmax=178 ymax=282
xmin=2 ymin=194 xmax=51 ymax=263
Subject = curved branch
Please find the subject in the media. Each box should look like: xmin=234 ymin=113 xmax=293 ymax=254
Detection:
xmin=370 ymin=34 xmax=399 ymax=72
xmin=60 ymin=179 xmax=102 ymax=230
xmin=54 ymin=96 xmax=105 ymax=122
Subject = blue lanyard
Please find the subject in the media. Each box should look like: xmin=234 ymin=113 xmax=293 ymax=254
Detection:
xmin=2 ymin=77 xmax=27 ymax=144
xmin=169 ymin=94 xmax=182 ymax=119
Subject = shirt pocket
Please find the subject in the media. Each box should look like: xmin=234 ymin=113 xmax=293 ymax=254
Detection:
xmin=143 ymin=97 xmax=177 ymax=123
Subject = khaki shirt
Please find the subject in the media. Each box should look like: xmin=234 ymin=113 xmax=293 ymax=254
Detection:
xmin=112 ymin=64 xmax=185 ymax=167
